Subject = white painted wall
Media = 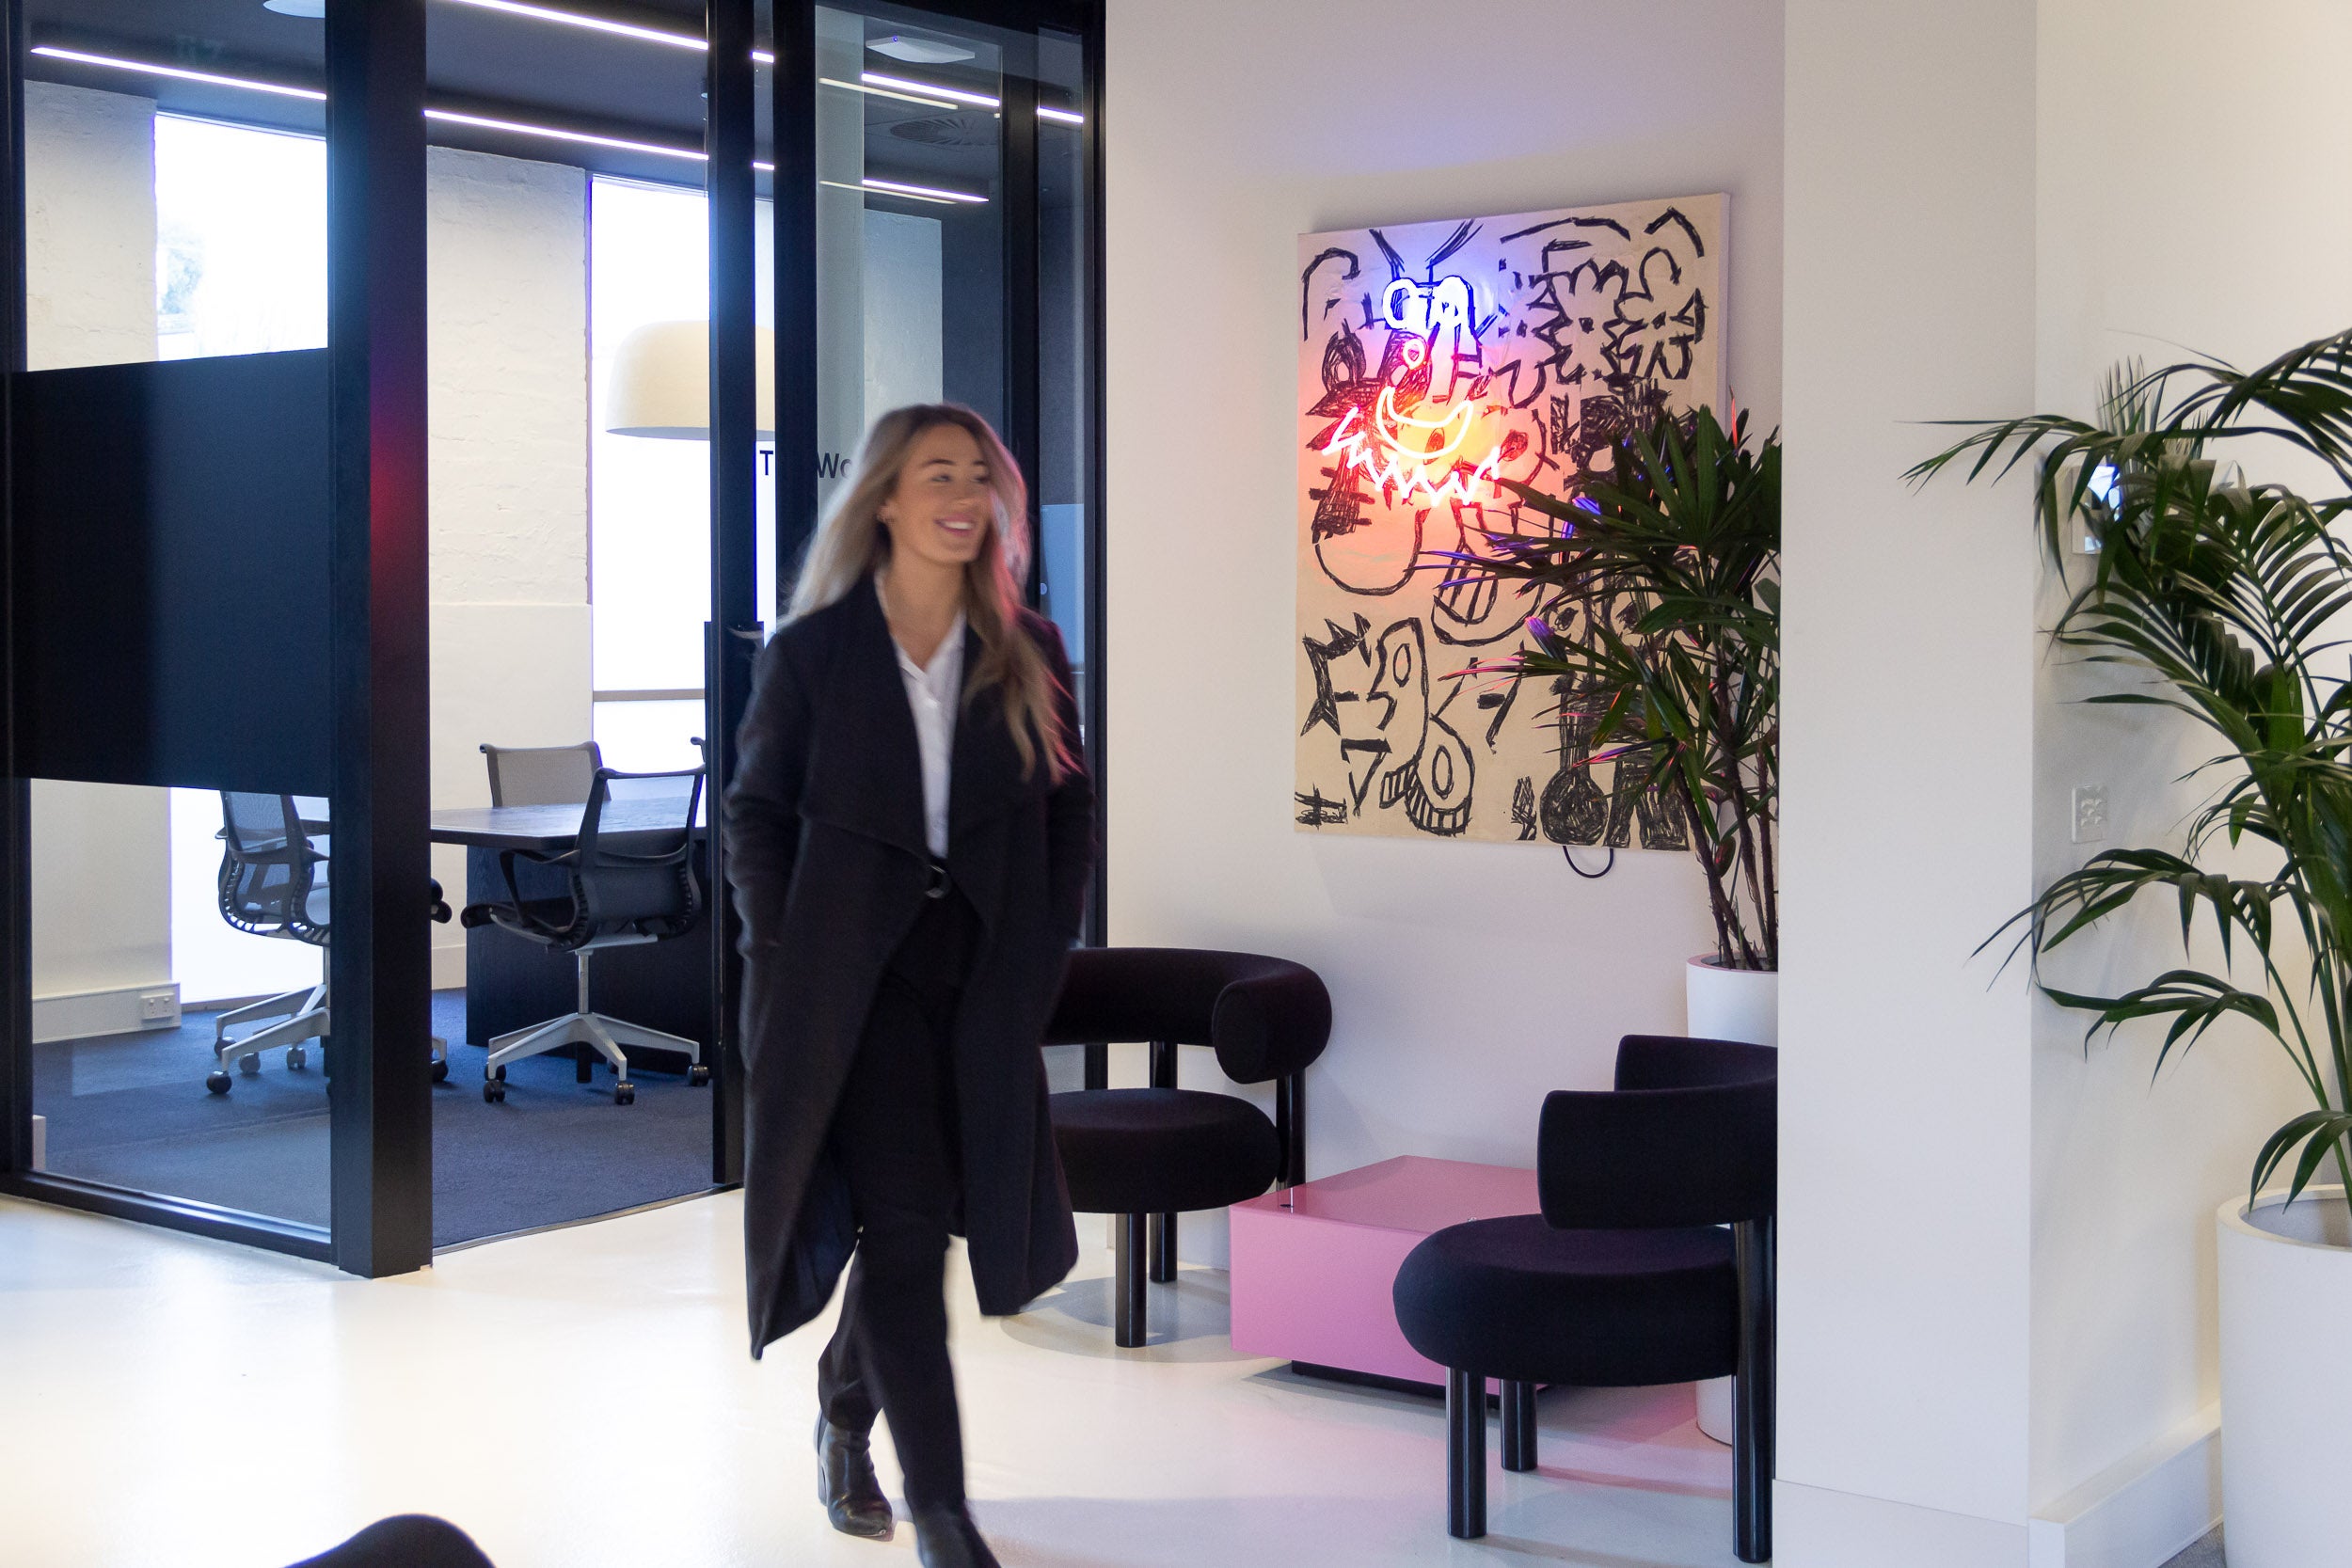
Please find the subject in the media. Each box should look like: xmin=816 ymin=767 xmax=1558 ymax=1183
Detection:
xmin=1783 ymin=1 xmax=2352 ymax=1562
xmin=425 ymin=146 xmax=594 ymax=986
xmin=22 ymin=82 xmax=172 ymax=1016
xmin=2026 ymin=0 xmax=2352 ymax=1524
xmin=1104 ymin=0 xmax=1782 ymax=1258
xmin=1779 ymin=1 xmax=2041 ymax=1552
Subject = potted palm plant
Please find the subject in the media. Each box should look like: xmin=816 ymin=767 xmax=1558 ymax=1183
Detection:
xmin=1479 ymin=405 xmax=1781 ymax=1043
xmin=1913 ymin=327 xmax=2352 ymax=1568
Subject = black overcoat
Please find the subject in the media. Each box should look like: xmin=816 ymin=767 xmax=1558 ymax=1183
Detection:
xmin=724 ymin=578 xmax=1093 ymax=1358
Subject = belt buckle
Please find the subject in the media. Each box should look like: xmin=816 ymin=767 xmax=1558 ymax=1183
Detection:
xmin=925 ymin=858 xmax=949 ymax=899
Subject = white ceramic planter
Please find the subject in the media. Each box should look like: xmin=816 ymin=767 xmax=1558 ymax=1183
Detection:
xmin=1683 ymin=956 xmax=1777 ymax=1443
xmin=1685 ymin=956 xmax=1778 ymax=1048
xmin=2217 ymin=1184 xmax=2352 ymax=1567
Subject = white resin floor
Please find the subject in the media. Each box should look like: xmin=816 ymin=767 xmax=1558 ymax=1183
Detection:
xmin=1 ymin=1192 xmax=1748 ymax=1568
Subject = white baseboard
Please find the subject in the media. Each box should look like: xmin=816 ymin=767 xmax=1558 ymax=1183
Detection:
xmin=1773 ymin=1480 xmax=2029 ymax=1567
xmin=432 ymin=942 xmax=467 ymax=991
xmin=32 ymin=982 xmax=180 ymax=1044
xmin=2029 ymin=1408 xmax=2220 ymax=1568
xmin=30 ymin=1113 xmax=45 ymax=1171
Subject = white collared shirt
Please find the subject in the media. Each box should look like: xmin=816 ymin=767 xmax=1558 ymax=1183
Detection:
xmin=882 ymin=578 xmax=965 ymax=860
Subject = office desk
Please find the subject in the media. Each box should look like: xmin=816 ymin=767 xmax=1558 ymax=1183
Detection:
xmin=431 ymin=805 xmax=714 ymax=1069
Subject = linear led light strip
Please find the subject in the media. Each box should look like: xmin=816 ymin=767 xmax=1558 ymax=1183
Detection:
xmin=440 ymin=0 xmax=1094 ymax=123
xmin=859 ymin=70 xmax=1083 ymax=123
xmin=30 ymin=46 xmax=990 ymax=200
xmin=444 ymin=0 xmax=704 ymax=51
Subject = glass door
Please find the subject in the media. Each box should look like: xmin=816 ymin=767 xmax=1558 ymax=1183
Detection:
xmin=756 ymin=0 xmax=1102 ymax=816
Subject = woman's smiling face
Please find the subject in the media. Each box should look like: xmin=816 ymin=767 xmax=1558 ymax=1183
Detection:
xmin=879 ymin=421 xmax=992 ymax=573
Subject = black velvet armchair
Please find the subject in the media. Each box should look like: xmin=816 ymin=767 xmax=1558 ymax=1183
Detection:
xmin=1391 ymin=1034 xmax=1777 ymax=1561
xmin=1042 ymin=946 xmax=1331 ymax=1346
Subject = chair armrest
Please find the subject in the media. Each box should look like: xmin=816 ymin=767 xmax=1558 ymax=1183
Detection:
xmin=1210 ymin=964 xmax=1332 ymax=1085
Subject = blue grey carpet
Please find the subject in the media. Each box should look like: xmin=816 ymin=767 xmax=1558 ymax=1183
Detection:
xmin=31 ymin=991 xmax=715 ymax=1246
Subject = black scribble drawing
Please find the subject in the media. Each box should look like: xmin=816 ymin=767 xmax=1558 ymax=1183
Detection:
xmin=1300 ymin=614 xmax=1373 ymax=738
xmin=1296 ymin=195 xmax=1724 ymax=844
xmin=1295 ymin=789 xmax=1347 ymax=828
xmin=1539 ymin=674 xmax=1610 ymax=846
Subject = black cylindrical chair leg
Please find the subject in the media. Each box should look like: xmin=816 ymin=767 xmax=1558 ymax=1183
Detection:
xmin=1114 ymin=1212 xmax=1148 ymax=1347
xmin=1734 ymin=1216 xmax=1776 ymax=1563
xmin=1501 ymin=1379 xmax=1536 ymax=1472
xmin=1150 ymin=1212 xmax=1177 ymax=1282
xmin=1446 ymin=1367 xmax=1486 ymax=1539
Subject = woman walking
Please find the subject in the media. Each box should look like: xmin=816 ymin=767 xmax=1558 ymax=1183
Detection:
xmin=725 ymin=404 xmax=1093 ymax=1568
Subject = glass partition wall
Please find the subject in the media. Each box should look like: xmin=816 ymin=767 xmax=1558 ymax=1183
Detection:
xmin=0 ymin=0 xmax=1101 ymax=1272
xmin=0 ymin=0 xmax=431 ymax=1271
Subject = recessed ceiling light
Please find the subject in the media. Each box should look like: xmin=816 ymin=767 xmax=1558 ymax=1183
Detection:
xmin=868 ymin=34 xmax=976 ymax=66
xmin=262 ymin=0 xmax=326 ymax=16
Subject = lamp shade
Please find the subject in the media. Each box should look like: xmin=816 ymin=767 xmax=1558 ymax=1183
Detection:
xmin=605 ymin=319 xmax=776 ymax=439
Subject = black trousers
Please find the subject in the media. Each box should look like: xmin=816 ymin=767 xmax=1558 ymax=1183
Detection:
xmin=818 ymin=879 xmax=978 ymax=1513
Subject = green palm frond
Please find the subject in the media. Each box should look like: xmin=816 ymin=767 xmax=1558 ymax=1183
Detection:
xmin=1479 ymin=405 xmax=1779 ymax=970
xmin=1919 ymin=325 xmax=2352 ymax=1210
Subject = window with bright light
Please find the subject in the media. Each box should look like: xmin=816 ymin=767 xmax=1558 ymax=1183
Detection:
xmin=589 ymin=177 xmax=712 ymax=772
xmin=156 ymin=116 xmax=326 ymax=362
xmin=153 ymin=115 xmax=328 ymax=1005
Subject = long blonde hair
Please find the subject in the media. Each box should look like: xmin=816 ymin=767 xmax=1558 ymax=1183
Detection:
xmin=789 ymin=404 xmax=1076 ymax=783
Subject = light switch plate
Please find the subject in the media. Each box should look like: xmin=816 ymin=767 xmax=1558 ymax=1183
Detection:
xmin=2072 ymin=784 xmax=2109 ymax=845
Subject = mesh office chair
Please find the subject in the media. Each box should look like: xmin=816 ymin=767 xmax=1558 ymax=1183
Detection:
xmin=481 ymin=741 xmax=601 ymax=808
xmin=207 ymin=793 xmax=451 ymax=1094
xmin=459 ymin=767 xmax=706 ymax=1105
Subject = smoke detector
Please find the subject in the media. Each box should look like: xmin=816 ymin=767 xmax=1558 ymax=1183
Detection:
xmin=868 ymin=33 xmax=976 ymax=65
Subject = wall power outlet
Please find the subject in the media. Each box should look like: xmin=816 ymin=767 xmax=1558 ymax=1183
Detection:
xmin=138 ymin=988 xmax=180 ymax=1022
xmin=2072 ymin=784 xmax=2109 ymax=845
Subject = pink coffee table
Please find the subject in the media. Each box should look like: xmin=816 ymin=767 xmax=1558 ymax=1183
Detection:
xmin=1230 ymin=1155 xmax=1540 ymax=1386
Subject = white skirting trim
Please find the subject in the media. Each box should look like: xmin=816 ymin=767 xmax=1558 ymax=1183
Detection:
xmin=32 ymin=982 xmax=180 ymax=1045
xmin=1773 ymin=1480 xmax=2029 ymax=1567
xmin=2029 ymin=1407 xmax=2221 ymax=1568
xmin=432 ymin=942 xmax=468 ymax=992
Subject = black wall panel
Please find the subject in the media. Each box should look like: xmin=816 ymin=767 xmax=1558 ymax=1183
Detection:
xmin=9 ymin=349 xmax=332 ymax=794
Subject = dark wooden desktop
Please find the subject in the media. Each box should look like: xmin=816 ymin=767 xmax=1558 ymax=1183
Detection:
xmin=430 ymin=803 xmax=714 ymax=1073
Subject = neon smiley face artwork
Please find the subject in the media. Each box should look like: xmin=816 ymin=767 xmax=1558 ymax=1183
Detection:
xmin=1295 ymin=194 xmax=1726 ymax=845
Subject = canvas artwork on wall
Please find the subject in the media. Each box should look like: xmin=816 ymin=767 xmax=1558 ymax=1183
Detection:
xmin=1295 ymin=193 xmax=1727 ymax=847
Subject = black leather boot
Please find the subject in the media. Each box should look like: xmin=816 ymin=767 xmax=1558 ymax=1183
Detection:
xmin=911 ymin=1505 xmax=1002 ymax=1568
xmin=815 ymin=1412 xmax=894 ymax=1541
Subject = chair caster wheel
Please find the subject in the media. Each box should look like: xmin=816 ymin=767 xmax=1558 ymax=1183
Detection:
xmin=239 ymin=1053 xmax=262 ymax=1076
xmin=206 ymin=1070 xmax=231 ymax=1095
xmin=286 ymin=1047 xmax=307 ymax=1070
xmin=494 ymin=1066 xmax=507 ymax=1082
xmin=483 ymin=1080 xmax=505 ymax=1104
xmin=432 ymin=1059 xmax=449 ymax=1083
xmin=614 ymin=1085 xmax=635 ymax=1106
xmin=689 ymin=1065 xmax=710 ymax=1086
